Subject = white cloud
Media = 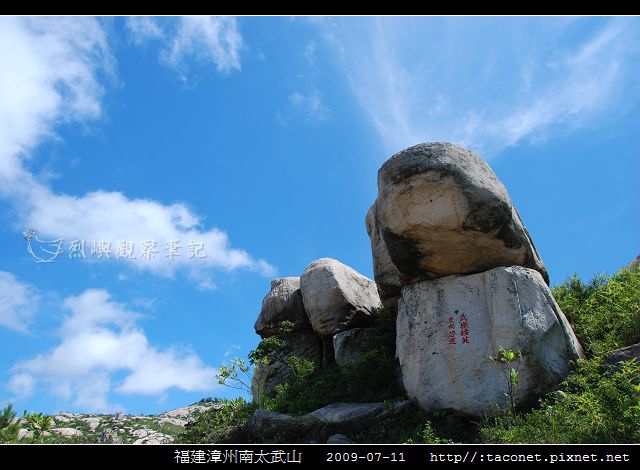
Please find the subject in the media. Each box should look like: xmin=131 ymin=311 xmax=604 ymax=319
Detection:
xmin=10 ymin=289 xmax=216 ymax=412
xmin=0 ymin=271 xmax=38 ymax=333
xmin=0 ymin=17 xmax=274 ymax=283
xmin=0 ymin=16 xmax=112 ymax=192
xmin=20 ymin=189 xmax=275 ymax=277
xmin=7 ymin=373 xmax=35 ymax=400
xmin=126 ymin=16 xmax=242 ymax=76
xmin=319 ymin=17 xmax=640 ymax=156
xmin=196 ymin=278 xmax=217 ymax=292
xmin=126 ymin=16 xmax=164 ymax=44
xmin=288 ymin=89 xmax=330 ymax=124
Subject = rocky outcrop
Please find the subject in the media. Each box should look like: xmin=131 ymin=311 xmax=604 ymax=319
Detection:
xmin=628 ymin=255 xmax=640 ymax=272
xmin=14 ymin=403 xmax=215 ymax=444
xmin=326 ymin=433 xmax=354 ymax=444
xmin=604 ymin=343 xmax=640 ymax=369
xmin=396 ymin=266 xmax=584 ymax=416
xmin=367 ymin=143 xmax=548 ymax=305
xmin=251 ymin=259 xmax=383 ymax=401
xmin=307 ymin=401 xmax=408 ymax=424
xmin=248 ymin=409 xmax=315 ymax=435
xmin=365 ymin=204 xmax=402 ymax=311
xmin=252 ymin=276 xmax=323 ymax=401
xmin=300 ymin=258 xmax=381 ymax=337
xmin=248 ymin=401 xmax=409 ymax=441
xmin=51 ymin=427 xmax=84 ymax=437
xmin=251 ymin=330 xmax=323 ymax=402
xmin=254 ymin=277 xmax=311 ymax=337
xmin=333 ymin=328 xmax=377 ymax=367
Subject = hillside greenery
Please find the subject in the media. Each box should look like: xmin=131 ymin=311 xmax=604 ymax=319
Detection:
xmin=180 ymin=266 xmax=640 ymax=444
xmin=4 ymin=266 xmax=638 ymax=444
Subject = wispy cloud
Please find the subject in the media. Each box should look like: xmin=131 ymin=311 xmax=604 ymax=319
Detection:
xmin=278 ymin=39 xmax=330 ymax=125
xmin=0 ymin=16 xmax=274 ymax=283
xmin=126 ymin=16 xmax=164 ymax=44
xmin=126 ymin=16 xmax=242 ymax=78
xmin=318 ymin=17 xmax=640 ymax=156
xmin=0 ymin=271 xmax=38 ymax=333
xmin=9 ymin=289 xmax=216 ymax=412
xmin=286 ymin=88 xmax=330 ymax=124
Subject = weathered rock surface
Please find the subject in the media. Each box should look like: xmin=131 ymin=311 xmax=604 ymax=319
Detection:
xmin=248 ymin=401 xmax=409 ymax=440
xmin=366 ymin=204 xmax=403 ymax=310
xmin=82 ymin=417 xmax=101 ymax=431
xmin=133 ymin=433 xmax=173 ymax=445
xmin=51 ymin=427 xmax=84 ymax=437
xmin=333 ymin=328 xmax=377 ymax=367
xmin=628 ymin=254 xmax=640 ymax=271
xmin=159 ymin=403 xmax=213 ymax=420
xmin=370 ymin=143 xmax=548 ymax=287
xmin=248 ymin=409 xmax=314 ymax=435
xmin=17 ymin=429 xmax=33 ymax=441
xmin=251 ymin=330 xmax=323 ymax=402
xmin=300 ymin=258 xmax=381 ymax=337
xmin=255 ymin=277 xmax=311 ymax=337
xmin=308 ymin=401 xmax=408 ymax=424
xmin=397 ymin=266 xmax=583 ymax=416
xmin=604 ymin=343 xmax=640 ymax=369
xmin=327 ymin=434 xmax=354 ymax=444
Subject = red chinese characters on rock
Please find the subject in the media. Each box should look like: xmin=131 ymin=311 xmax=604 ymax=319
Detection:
xmin=459 ymin=312 xmax=471 ymax=344
xmin=447 ymin=310 xmax=471 ymax=345
xmin=448 ymin=316 xmax=457 ymax=344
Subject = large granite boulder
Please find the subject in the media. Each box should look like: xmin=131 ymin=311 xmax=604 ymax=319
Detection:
xmin=254 ymin=277 xmax=310 ymax=337
xmin=628 ymin=254 xmax=640 ymax=272
xmin=396 ymin=266 xmax=584 ymax=416
xmin=251 ymin=330 xmax=322 ymax=402
xmin=365 ymin=204 xmax=402 ymax=311
xmin=370 ymin=143 xmax=549 ymax=288
xmin=300 ymin=258 xmax=381 ymax=338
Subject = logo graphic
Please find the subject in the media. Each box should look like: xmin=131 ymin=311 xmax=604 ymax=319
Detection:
xmin=23 ymin=228 xmax=64 ymax=263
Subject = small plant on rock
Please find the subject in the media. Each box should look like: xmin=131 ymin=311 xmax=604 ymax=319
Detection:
xmin=216 ymin=320 xmax=295 ymax=407
xmin=490 ymin=346 xmax=523 ymax=415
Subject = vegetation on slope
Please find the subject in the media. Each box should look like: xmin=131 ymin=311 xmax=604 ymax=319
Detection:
xmin=180 ymin=266 xmax=640 ymax=444
xmin=5 ymin=266 xmax=638 ymax=444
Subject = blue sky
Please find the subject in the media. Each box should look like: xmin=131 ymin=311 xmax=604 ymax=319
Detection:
xmin=0 ymin=16 xmax=638 ymax=415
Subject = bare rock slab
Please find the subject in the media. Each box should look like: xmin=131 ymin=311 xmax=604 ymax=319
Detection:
xmin=397 ymin=266 xmax=583 ymax=416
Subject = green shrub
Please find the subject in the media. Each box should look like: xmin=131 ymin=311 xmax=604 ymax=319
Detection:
xmin=553 ymin=268 xmax=640 ymax=356
xmin=22 ymin=411 xmax=52 ymax=442
xmin=406 ymin=421 xmax=454 ymax=444
xmin=177 ymin=398 xmax=256 ymax=444
xmin=184 ymin=268 xmax=640 ymax=444
xmin=264 ymin=307 xmax=404 ymax=415
xmin=0 ymin=404 xmax=19 ymax=443
xmin=479 ymin=358 xmax=640 ymax=443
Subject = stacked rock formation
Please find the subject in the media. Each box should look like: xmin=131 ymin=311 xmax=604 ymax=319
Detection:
xmin=366 ymin=143 xmax=584 ymax=416
xmin=252 ymin=277 xmax=322 ymax=402
xmin=252 ymin=259 xmax=381 ymax=401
